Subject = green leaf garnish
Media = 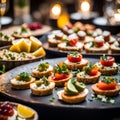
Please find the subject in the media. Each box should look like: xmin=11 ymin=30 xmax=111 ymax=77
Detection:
xmin=90 ymin=42 xmax=94 ymax=48
xmin=101 ymin=54 xmax=107 ymax=60
xmin=21 ymin=27 xmax=28 ymax=33
xmin=18 ymin=72 xmax=31 ymax=81
xmin=102 ymin=76 xmax=117 ymax=84
xmin=49 ymin=97 xmax=55 ymax=102
xmin=0 ymin=65 xmax=6 ymax=74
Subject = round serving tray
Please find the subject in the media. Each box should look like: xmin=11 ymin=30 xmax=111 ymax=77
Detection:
xmin=0 ymin=46 xmax=45 ymax=70
xmin=0 ymin=57 xmax=120 ymax=110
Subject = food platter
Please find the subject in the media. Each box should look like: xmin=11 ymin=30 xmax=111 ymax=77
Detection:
xmin=2 ymin=25 xmax=52 ymax=37
xmin=0 ymin=46 xmax=45 ymax=70
xmin=40 ymin=32 xmax=120 ymax=57
xmin=0 ymin=57 xmax=120 ymax=110
xmin=0 ymin=101 xmax=39 ymax=120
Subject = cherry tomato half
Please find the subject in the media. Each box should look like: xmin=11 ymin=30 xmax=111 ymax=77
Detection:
xmin=100 ymin=56 xmax=115 ymax=67
xmin=69 ymin=39 xmax=78 ymax=46
xmin=53 ymin=73 xmax=68 ymax=80
xmin=67 ymin=54 xmax=82 ymax=62
xmin=95 ymin=42 xmax=104 ymax=47
xmin=87 ymin=66 xmax=98 ymax=76
xmin=97 ymin=81 xmax=117 ymax=90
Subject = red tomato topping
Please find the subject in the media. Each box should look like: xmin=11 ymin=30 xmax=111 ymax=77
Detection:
xmin=97 ymin=81 xmax=117 ymax=90
xmin=88 ymin=66 xmax=98 ymax=76
xmin=95 ymin=42 xmax=104 ymax=47
xmin=53 ymin=73 xmax=68 ymax=80
xmin=69 ymin=39 xmax=78 ymax=46
xmin=67 ymin=54 xmax=82 ymax=62
xmin=100 ymin=56 xmax=115 ymax=67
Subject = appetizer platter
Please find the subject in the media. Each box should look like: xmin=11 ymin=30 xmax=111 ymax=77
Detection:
xmin=40 ymin=22 xmax=120 ymax=57
xmin=2 ymin=23 xmax=52 ymax=37
xmin=0 ymin=54 xmax=120 ymax=110
xmin=0 ymin=35 xmax=46 ymax=70
xmin=0 ymin=101 xmax=38 ymax=120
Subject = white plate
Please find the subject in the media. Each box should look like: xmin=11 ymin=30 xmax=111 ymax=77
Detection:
xmin=1 ymin=16 xmax=12 ymax=25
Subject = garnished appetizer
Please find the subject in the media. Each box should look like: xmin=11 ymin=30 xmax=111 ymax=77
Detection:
xmin=58 ymin=34 xmax=84 ymax=52
xmin=102 ymin=30 xmax=115 ymax=44
xmin=10 ymin=72 xmax=35 ymax=89
xmin=92 ymin=76 xmax=120 ymax=96
xmin=77 ymin=30 xmax=94 ymax=43
xmin=84 ymin=36 xmax=109 ymax=53
xmin=110 ymin=38 xmax=120 ymax=53
xmin=95 ymin=54 xmax=118 ymax=75
xmin=77 ymin=64 xmax=101 ymax=84
xmin=64 ymin=51 xmax=88 ymax=70
xmin=32 ymin=62 xmax=53 ymax=78
xmin=30 ymin=76 xmax=55 ymax=96
xmin=48 ymin=62 xmax=72 ymax=87
xmin=57 ymin=78 xmax=88 ymax=103
xmin=48 ymin=30 xmax=67 ymax=47
xmin=0 ymin=32 xmax=15 ymax=44
xmin=12 ymin=25 xmax=31 ymax=39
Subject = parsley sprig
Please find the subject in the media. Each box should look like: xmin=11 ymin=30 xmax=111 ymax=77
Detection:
xmin=54 ymin=63 xmax=68 ymax=74
xmin=102 ymin=76 xmax=117 ymax=84
xmin=18 ymin=72 xmax=31 ymax=81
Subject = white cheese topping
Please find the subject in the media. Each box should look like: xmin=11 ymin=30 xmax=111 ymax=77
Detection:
xmin=95 ymin=28 xmax=103 ymax=35
xmin=94 ymin=36 xmax=104 ymax=42
xmin=68 ymin=33 xmax=78 ymax=40
xmin=31 ymin=82 xmax=54 ymax=90
xmin=78 ymin=31 xmax=86 ymax=36
xmin=103 ymin=30 xmax=110 ymax=36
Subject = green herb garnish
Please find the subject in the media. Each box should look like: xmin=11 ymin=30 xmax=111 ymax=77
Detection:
xmin=0 ymin=65 xmax=6 ymax=74
xmin=49 ymin=97 xmax=55 ymax=102
xmin=102 ymin=76 xmax=117 ymax=84
xmin=71 ymin=69 xmax=80 ymax=77
xmin=21 ymin=27 xmax=28 ymax=33
xmin=68 ymin=51 xmax=80 ymax=57
xmin=17 ymin=72 xmax=31 ymax=81
xmin=54 ymin=63 xmax=68 ymax=74
xmin=0 ymin=32 xmax=3 ymax=38
xmin=42 ymin=76 xmax=49 ymax=86
xmin=4 ymin=35 xmax=9 ymax=41
xmin=90 ymin=42 xmax=94 ymax=47
xmin=101 ymin=54 xmax=107 ymax=60
xmin=38 ymin=62 xmax=49 ymax=72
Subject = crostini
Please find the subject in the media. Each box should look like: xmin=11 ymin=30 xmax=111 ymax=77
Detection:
xmin=57 ymin=78 xmax=88 ymax=103
xmin=95 ymin=54 xmax=118 ymax=75
xmin=77 ymin=64 xmax=101 ymax=84
xmin=30 ymin=76 xmax=55 ymax=96
xmin=32 ymin=62 xmax=53 ymax=78
xmin=92 ymin=76 xmax=120 ymax=96
xmin=64 ymin=51 xmax=88 ymax=70
xmin=48 ymin=62 xmax=72 ymax=87
xmin=10 ymin=72 xmax=35 ymax=89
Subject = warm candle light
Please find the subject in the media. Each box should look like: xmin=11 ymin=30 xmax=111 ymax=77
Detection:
xmin=50 ymin=4 xmax=62 ymax=19
xmin=81 ymin=1 xmax=90 ymax=13
xmin=57 ymin=13 xmax=69 ymax=28
xmin=114 ymin=13 xmax=120 ymax=23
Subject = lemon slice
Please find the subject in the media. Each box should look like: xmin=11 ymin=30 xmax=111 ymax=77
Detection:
xmin=17 ymin=104 xmax=35 ymax=119
xmin=32 ymin=47 xmax=46 ymax=57
xmin=9 ymin=44 xmax=21 ymax=53
xmin=30 ymin=36 xmax=42 ymax=52
xmin=20 ymin=39 xmax=31 ymax=53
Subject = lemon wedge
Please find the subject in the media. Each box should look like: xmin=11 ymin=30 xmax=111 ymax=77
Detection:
xmin=9 ymin=44 xmax=21 ymax=53
xmin=19 ymin=39 xmax=31 ymax=53
xmin=32 ymin=47 xmax=46 ymax=57
xmin=17 ymin=104 xmax=35 ymax=119
xmin=30 ymin=36 xmax=42 ymax=52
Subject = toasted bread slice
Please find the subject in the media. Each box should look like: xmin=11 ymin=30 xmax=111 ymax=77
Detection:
xmin=30 ymin=82 xmax=55 ymax=96
xmin=61 ymin=88 xmax=88 ymax=103
xmin=91 ymin=84 xmax=120 ymax=96
xmin=77 ymin=71 xmax=101 ymax=84
xmin=10 ymin=77 xmax=35 ymax=89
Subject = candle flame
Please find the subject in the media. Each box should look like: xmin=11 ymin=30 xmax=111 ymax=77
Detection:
xmin=81 ymin=1 xmax=90 ymax=12
xmin=51 ymin=4 xmax=61 ymax=18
